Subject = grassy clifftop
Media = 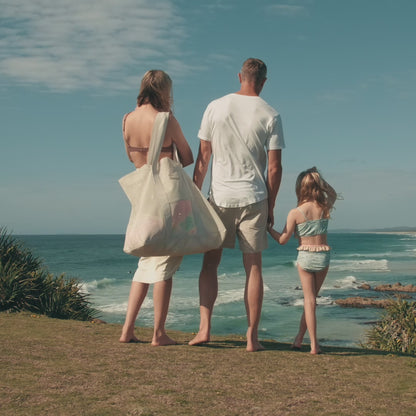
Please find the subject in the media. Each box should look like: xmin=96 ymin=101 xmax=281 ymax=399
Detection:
xmin=1 ymin=313 xmax=416 ymax=416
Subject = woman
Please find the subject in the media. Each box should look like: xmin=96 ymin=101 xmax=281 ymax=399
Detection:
xmin=119 ymin=70 xmax=193 ymax=346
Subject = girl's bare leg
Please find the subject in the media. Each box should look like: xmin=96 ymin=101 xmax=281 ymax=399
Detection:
xmin=152 ymin=277 xmax=176 ymax=346
xmin=297 ymin=266 xmax=328 ymax=354
xmin=292 ymin=311 xmax=307 ymax=348
xmin=119 ymin=281 xmax=149 ymax=343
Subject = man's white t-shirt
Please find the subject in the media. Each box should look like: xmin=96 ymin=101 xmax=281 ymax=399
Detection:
xmin=198 ymin=93 xmax=285 ymax=208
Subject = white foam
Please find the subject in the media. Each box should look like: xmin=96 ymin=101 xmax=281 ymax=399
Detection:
xmin=292 ymin=296 xmax=334 ymax=307
xmin=328 ymin=275 xmax=362 ymax=290
xmin=216 ymin=288 xmax=245 ymax=305
xmin=81 ymin=277 xmax=117 ymax=293
xmin=330 ymin=258 xmax=389 ymax=272
xmin=98 ymin=298 xmax=153 ymax=313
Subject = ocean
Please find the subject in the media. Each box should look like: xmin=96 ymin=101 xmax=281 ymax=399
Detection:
xmin=18 ymin=232 xmax=416 ymax=348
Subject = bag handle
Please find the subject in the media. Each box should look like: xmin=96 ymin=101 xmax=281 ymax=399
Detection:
xmin=147 ymin=112 xmax=170 ymax=169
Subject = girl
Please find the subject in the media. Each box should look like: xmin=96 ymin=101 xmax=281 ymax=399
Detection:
xmin=119 ymin=70 xmax=193 ymax=346
xmin=268 ymin=167 xmax=339 ymax=354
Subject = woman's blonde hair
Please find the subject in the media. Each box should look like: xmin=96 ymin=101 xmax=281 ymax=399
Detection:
xmin=137 ymin=70 xmax=172 ymax=111
xmin=296 ymin=167 xmax=339 ymax=217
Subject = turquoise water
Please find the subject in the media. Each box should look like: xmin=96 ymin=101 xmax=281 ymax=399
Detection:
xmin=19 ymin=232 xmax=416 ymax=348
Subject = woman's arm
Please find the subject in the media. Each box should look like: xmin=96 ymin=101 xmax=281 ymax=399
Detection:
xmin=122 ymin=113 xmax=134 ymax=163
xmin=170 ymin=115 xmax=194 ymax=167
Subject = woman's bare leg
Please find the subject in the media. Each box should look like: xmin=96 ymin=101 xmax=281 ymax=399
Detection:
xmin=152 ymin=277 xmax=176 ymax=346
xmin=119 ymin=281 xmax=149 ymax=343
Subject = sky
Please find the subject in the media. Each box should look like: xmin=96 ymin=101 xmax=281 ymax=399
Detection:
xmin=1 ymin=0 xmax=416 ymax=234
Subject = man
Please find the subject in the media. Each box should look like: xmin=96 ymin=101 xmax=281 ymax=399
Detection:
xmin=189 ymin=58 xmax=285 ymax=351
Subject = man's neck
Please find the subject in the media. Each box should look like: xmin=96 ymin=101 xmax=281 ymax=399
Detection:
xmin=236 ymin=82 xmax=262 ymax=97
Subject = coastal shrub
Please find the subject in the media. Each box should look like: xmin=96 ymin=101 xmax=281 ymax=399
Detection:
xmin=0 ymin=227 xmax=97 ymax=321
xmin=364 ymin=298 xmax=416 ymax=355
xmin=0 ymin=229 xmax=46 ymax=312
xmin=39 ymin=274 xmax=97 ymax=321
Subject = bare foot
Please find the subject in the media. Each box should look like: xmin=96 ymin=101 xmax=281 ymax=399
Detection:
xmin=292 ymin=335 xmax=303 ymax=350
xmin=119 ymin=334 xmax=140 ymax=343
xmin=310 ymin=349 xmax=323 ymax=355
xmin=246 ymin=340 xmax=265 ymax=352
xmin=188 ymin=332 xmax=210 ymax=346
xmin=151 ymin=333 xmax=177 ymax=347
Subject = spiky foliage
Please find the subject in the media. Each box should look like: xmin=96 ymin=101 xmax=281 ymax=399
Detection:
xmin=363 ymin=298 xmax=416 ymax=355
xmin=0 ymin=227 xmax=97 ymax=320
xmin=40 ymin=274 xmax=97 ymax=321
xmin=0 ymin=229 xmax=46 ymax=312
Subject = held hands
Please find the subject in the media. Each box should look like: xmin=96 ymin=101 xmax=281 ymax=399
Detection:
xmin=267 ymin=223 xmax=282 ymax=244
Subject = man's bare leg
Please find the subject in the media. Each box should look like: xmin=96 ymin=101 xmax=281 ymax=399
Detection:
xmin=243 ymin=252 xmax=265 ymax=352
xmin=189 ymin=248 xmax=222 ymax=346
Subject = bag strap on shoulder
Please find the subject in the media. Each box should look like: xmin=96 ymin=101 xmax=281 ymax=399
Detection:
xmin=147 ymin=112 xmax=170 ymax=168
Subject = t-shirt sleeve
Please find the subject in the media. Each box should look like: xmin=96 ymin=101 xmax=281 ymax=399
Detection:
xmin=197 ymin=104 xmax=213 ymax=142
xmin=266 ymin=114 xmax=285 ymax=150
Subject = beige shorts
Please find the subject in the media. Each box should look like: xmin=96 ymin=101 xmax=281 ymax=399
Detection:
xmin=210 ymin=199 xmax=268 ymax=253
xmin=133 ymin=255 xmax=183 ymax=284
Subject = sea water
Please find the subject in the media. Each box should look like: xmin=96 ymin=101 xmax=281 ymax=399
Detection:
xmin=18 ymin=233 xmax=416 ymax=348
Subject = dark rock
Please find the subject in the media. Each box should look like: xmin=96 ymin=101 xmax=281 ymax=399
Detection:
xmin=335 ymin=297 xmax=391 ymax=308
xmin=358 ymin=284 xmax=371 ymax=290
xmin=91 ymin=318 xmax=107 ymax=324
xmin=374 ymin=282 xmax=416 ymax=292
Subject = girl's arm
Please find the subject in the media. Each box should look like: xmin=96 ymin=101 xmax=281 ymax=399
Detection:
xmin=268 ymin=209 xmax=297 ymax=245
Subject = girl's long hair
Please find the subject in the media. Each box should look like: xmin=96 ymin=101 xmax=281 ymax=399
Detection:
xmin=296 ymin=167 xmax=339 ymax=217
xmin=137 ymin=70 xmax=172 ymax=112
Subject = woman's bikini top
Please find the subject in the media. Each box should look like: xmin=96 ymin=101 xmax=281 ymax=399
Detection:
xmin=126 ymin=144 xmax=174 ymax=153
xmin=123 ymin=111 xmax=174 ymax=154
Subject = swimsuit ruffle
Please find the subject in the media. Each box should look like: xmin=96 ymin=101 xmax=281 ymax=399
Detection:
xmin=297 ymin=245 xmax=331 ymax=252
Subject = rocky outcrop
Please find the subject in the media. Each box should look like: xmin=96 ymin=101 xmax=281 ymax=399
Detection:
xmin=374 ymin=283 xmax=416 ymax=292
xmin=336 ymin=282 xmax=416 ymax=308
xmin=335 ymin=297 xmax=391 ymax=308
xmin=91 ymin=318 xmax=107 ymax=324
xmin=358 ymin=282 xmax=416 ymax=292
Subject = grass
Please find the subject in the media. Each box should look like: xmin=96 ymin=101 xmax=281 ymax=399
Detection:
xmin=1 ymin=313 xmax=416 ymax=416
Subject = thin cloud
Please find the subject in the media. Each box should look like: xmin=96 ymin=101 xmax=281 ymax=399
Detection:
xmin=266 ymin=4 xmax=308 ymax=17
xmin=0 ymin=0 xmax=189 ymax=92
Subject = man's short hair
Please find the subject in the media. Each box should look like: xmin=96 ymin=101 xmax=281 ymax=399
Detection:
xmin=241 ymin=58 xmax=267 ymax=87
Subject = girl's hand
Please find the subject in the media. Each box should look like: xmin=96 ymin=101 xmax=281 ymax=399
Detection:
xmin=267 ymin=225 xmax=281 ymax=243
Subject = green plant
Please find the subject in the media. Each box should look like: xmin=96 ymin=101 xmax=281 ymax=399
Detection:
xmin=0 ymin=228 xmax=46 ymax=312
xmin=40 ymin=274 xmax=97 ymax=320
xmin=0 ymin=227 xmax=97 ymax=320
xmin=363 ymin=298 xmax=416 ymax=355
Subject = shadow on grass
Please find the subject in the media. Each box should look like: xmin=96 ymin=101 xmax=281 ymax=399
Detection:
xmin=188 ymin=337 xmax=414 ymax=357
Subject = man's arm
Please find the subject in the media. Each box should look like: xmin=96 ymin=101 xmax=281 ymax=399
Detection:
xmin=266 ymin=149 xmax=283 ymax=226
xmin=193 ymin=140 xmax=212 ymax=190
